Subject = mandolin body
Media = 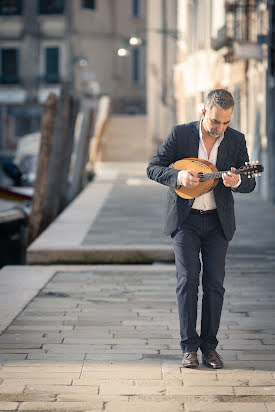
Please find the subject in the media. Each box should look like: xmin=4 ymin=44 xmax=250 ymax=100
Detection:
xmin=173 ymin=158 xmax=219 ymax=199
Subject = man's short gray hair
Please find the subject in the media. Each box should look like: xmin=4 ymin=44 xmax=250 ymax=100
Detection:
xmin=205 ymin=89 xmax=234 ymax=111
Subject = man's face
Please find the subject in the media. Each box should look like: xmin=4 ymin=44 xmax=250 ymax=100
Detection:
xmin=202 ymin=105 xmax=233 ymax=139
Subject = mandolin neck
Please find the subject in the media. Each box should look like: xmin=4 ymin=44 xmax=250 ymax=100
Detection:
xmin=200 ymin=169 xmax=240 ymax=182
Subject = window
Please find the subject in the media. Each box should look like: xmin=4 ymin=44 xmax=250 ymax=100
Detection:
xmin=133 ymin=0 xmax=141 ymax=18
xmin=45 ymin=47 xmax=59 ymax=83
xmin=1 ymin=48 xmax=19 ymax=84
xmin=0 ymin=0 xmax=22 ymax=15
xmin=39 ymin=0 xmax=64 ymax=15
xmin=82 ymin=0 xmax=96 ymax=10
xmin=132 ymin=47 xmax=141 ymax=84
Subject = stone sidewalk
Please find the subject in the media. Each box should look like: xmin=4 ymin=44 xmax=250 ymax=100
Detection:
xmin=0 ymin=161 xmax=274 ymax=411
xmin=26 ymin=162 xmax=174 ymax=264
xmin=27 ymin=162 xmax=275 ymax=264
xmin=0 ymin=260 xmax=274 ymax=411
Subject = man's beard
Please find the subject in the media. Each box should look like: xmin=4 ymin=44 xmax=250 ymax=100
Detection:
xmin=205 ymin=124 xmax=222 ymax=139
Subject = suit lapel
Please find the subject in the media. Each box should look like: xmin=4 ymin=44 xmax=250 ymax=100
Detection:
xmin=189 ymin=122 xmax=200 ymax=158
xmin=216 ymin=129 xmax=229 ymax=171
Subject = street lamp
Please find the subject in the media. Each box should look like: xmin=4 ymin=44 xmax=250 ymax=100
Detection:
xmin=117 ymin=46 xmax=130 ymax=57
xmin=129 ymin=34 xmax=144 ymax=46
xmin=117 ymin=28 xmax=184 ymax=56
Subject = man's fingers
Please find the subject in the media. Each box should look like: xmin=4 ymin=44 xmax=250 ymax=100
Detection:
xmin=188 ymin=171 xmax=199 ymax=182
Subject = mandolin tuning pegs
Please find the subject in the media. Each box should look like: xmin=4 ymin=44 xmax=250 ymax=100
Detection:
xmin=259 ymin=173 xmax=261 ymax=176
xmin=245 ymin=162 xmax=248 ymax=166
xmin=248 ymin=175 xmax=251 ymax=178
xmin=256 ymin=160 xmax=259 ymax=164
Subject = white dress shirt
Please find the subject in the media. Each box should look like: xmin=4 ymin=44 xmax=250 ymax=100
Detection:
xmin=177 ymin=119 xmax=241 ymax=211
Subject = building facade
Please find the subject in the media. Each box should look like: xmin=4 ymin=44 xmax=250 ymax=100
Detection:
xmin=173 ymin=0 xmax=272 ymax=201
xmin=146 ymin=0 xmax=178 ymax=157
xmin=0 ymin=0 xmax=146 ymax=150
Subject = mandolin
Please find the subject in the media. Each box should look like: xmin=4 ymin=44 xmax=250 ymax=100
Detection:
xmin=173 ymin=158 xmax=264 ymax=199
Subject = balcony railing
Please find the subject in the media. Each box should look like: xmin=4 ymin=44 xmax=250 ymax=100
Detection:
xmin=212 ymin=23 xmax=263 ymax=62
xmin=211 ymin=24 xmax=233 ymax=51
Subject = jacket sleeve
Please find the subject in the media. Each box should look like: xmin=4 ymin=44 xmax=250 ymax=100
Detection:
xmin=232 ymin=134 xmax=256 ymax=194
xmin=146 ymin=127 xmax=180 ymax=188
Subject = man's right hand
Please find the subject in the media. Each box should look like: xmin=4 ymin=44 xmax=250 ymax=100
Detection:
xmin=178 ymin=170 xmax=200 ymax=188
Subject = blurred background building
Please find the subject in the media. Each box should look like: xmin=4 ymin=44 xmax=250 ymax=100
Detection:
xmin=0 ymin=0 xmax=146 ymax=150
xmin=0 ymin=0 xmax=274 ymax=203
xmin=147 ymin=0 xmax=274 ymax=203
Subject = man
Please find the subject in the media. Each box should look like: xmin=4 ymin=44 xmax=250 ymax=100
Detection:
xmin=147 ymin=89 xmax=255 ymax=369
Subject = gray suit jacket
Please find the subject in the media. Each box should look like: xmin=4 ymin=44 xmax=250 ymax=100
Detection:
xmin=147 ymin=121 xmax=256 ymax=241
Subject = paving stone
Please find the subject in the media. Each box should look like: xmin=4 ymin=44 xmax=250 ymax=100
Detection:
xmin=85 ymin=354 xmax=142 ymax=361
xmin=86 ymin=348 xmax=158 ymax=354
xmin=18 ymin=401 xmax=104 ymax=410
xmin=104 ymin=400 xmax=184 ymax=411
xmin=1 ymin=365 xmax=82 ymax=373
xmin=99 ymin=384 xmax=165 ymax=395
xmin=0 ymin=344 xmax=42 ymax=349
xmin=72 ymin=379 xmax=135 ymax=386
xmin=0 ymin=381 xmax=25 ymax=393
xmin=81 ymin=370 xmax=162 ymax=380
xmin=42 ymin=344 xmax=112 ymax=353
xmin=0 ymin=393 xmax=56 ymax=402
xmin=0 ymin=354 xmax=27 ymax=361
xmin=234 ymin=386 xmax=275 ymax=395
xmin=134 ymin=379 xmax=182 ymax=387
xmin=248 ymin=377 xmax=275 ymax=386
xmin=0 ymin=402 xmax=19 ymax=411
xmin=0 ymin=371 xmax=81 ymax=379
xmin=1 ymin=360 xmax=82 ymax=366
xmin=26 ymin=353 xmax=85 ymax=360
xmin=166 ymin=386 xmax=235 ymax=395
xmin=182 ymin=376 xmax=249 ymax=387
xmin=63 ymin=338 xmax=148 ymax=344
xmin=56 ymin=393 xmax=102 ymax=401
xmin=0 ymin=349 xmax=44 ymax=354
xmin=237 ymin=353 xmax=275 ymax=360
xmin=184 ymin=402 xmax=268 ymax=411
xmin=7 ymin=325 xmax=73 ymax=331
xmin=0 ymin=378 xmax=73 ymax=385
xmin=25 ymin=385 xmax=99 ymax=394
xmin=82 ymin=360 xmax=161 ymax=371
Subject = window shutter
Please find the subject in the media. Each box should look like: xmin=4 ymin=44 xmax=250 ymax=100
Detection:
xmin=1 ymin=48 xmax=19 ymax=84
xmin=45 ymin=47 xmax=59 ymax=83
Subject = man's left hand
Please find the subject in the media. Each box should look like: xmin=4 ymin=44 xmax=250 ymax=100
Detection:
xmin=222 ymin=167 xmax=240 ymax=187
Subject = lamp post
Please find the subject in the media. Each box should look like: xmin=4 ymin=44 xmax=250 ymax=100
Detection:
xmin=117 ymin=29 xmax=184 ymax=56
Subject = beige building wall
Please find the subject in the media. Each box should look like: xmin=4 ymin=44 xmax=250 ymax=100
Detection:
xmin=0 ymin=0 xmax=147 ymax=149
xmin=174 ymin=0 xmax=269 ymax=199
xmin=71 ymin=0 xmax=146 ymax=113
xmin=146 ymin=0 xmax=178 ymax=158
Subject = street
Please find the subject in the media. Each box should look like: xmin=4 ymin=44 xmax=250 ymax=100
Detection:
xmin=0 ymin=162 xmax=274 ymax=411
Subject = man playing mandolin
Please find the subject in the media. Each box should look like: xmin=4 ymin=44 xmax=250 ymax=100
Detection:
xmin=147 ymin=89 xmax=256 ymax=369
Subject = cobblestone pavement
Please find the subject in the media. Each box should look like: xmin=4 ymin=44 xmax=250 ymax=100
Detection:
xmin=82 ymin=176 xmax=169 ymax=246
xmin=27 ymin=162 xmax=275 ymax=264
xmin=5 ymin=162 xmax=275 ymax=410
xmin=0 ymin=259 xmax=274 ymax=412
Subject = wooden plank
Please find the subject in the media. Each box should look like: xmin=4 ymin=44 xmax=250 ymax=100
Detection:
xmin=27 ymin=93 xmax=58 ymax=246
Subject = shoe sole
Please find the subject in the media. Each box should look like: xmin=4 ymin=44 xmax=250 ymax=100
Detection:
xmin=202 ymin=359 xmax=223 ymax=369
xmin=182 ymin=363 xmax=199 ymax=368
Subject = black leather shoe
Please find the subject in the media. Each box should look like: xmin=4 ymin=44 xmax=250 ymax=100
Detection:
xmin=202 ymin=350 xmax=224 ymax=369
xmin=182 ymin=352 xmax=199 ymax=368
